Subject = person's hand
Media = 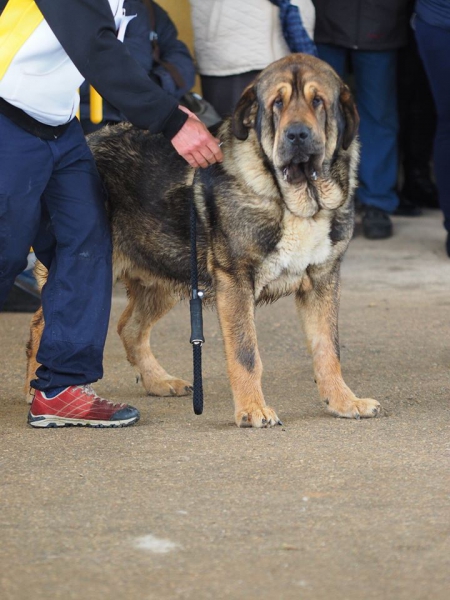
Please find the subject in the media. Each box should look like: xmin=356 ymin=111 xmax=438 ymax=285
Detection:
xmin=171 ymin=106 xmax=223 ymax=168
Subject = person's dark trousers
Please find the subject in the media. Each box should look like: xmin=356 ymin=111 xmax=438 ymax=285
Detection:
xmin=0 ymin=114 xmax=112 ymax=390
xmin=415 ymin=17 xmax=450 ymax=235
xmin=317 ymin=44 xmax=399 ymax=213
xmin=200 ymin=71 xmax=261 ymax=119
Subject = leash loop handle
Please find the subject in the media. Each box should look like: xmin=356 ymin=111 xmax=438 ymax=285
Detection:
xmin=189 ymin=292 xmax=205 ymax=345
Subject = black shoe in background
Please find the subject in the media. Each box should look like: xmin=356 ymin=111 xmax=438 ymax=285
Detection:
xmin=362 ymin=206 xmax=393 ymax=240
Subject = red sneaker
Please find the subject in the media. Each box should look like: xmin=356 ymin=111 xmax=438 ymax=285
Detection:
xmin=28 ymin=385 xmax=140 ymax=428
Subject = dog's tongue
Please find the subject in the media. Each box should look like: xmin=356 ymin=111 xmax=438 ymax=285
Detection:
xmin=283 ymin=161 xmax=319 ymax=185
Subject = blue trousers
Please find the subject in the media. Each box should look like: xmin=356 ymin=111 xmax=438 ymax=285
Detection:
xmin=415 ymin=17 xmax=450 ymax=234
xmin=0 ymin=115 xmax=112 ymax=390
xmin=317 ymin=45 xmax=399 ymax=213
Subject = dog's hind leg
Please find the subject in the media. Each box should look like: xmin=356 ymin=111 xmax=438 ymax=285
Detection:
xmin=296 ymin=265 xmax=380 ymax=419
xmin=25 ymin=306 xmax=44 ymax=404
xmin=118 ymin=278 xmax=193 ymax=397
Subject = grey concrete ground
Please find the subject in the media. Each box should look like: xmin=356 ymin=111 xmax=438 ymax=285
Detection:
xmin=1 ymin=210 xmax=449 ymax=600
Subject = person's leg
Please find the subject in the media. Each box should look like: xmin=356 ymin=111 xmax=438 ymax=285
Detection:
xmin=26 ymin=119 xmax=139 ymax=427
xmin=415 ymin=17 xmax=450 ymax=254
xmin=351 ymin=50 xmax=399 ymax=238
xmin=200 ymin=71 xmax=261 ymax=119
xmin=353 ymin=50 xmax=399 ymax=214
xmin=31 ymin=119 xmax=113 ymax=391
xmin=0 ymin=115 xmax=53 ymax=309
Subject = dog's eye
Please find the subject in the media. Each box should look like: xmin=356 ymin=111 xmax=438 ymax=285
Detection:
xmin=274 ymin=97 xmax=283 ymax=109
xmin=312 ymin=96 xmax=323 ymax=109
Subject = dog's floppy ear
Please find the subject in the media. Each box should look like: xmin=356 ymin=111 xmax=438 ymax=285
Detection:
xmin=338 ymin=83 xmax=360 ymax=150
xmin=232 ymin=84 xmax=258 ymax=140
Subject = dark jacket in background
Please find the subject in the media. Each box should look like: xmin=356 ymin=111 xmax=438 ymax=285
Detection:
xmin=415 ymin=0 xmax=450 ymax=29
xmin=312 ymin=0 xmax=410 ymax=50
xmin=80 ymin=0 xmax=196 ymax=126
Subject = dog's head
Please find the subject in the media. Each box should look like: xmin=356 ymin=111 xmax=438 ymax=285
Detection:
xmin=232 ymin=54 xmax=359 ymax=188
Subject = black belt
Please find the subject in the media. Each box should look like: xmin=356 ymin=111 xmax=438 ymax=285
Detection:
xmin=0 ymin=97 xmax=72 ymax=140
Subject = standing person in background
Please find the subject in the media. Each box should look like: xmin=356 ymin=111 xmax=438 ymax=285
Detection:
xmin=312 ymin=0 xmax=409 ymax=240
xmin=0 ymin=0 xmax=222 ymax=429
xmin=414 ymin=0 xmax=450 ymax=257
xmin=189 ymin=0 xmax=316 ymax=119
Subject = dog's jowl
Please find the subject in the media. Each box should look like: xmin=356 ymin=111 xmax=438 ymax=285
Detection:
xmin=27 ymin=54 xmax=380 ymax=427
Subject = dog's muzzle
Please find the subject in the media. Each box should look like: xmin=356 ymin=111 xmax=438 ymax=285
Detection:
xmin=278 ymin=123 xmax=324 ymax=186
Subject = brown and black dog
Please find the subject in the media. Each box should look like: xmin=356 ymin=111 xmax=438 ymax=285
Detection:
xmin=26 ymin=53 xmax=380 ymax=427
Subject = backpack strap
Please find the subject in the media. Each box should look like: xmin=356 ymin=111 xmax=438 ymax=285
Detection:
xmin=141 ymin=0 xmax=186 ymax=90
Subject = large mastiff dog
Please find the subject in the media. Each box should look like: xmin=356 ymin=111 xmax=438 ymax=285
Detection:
xmin=27 ymin=54 xmax=380 ymax=427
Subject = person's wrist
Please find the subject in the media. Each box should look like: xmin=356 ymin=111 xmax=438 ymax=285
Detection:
xmin=161 ymin=107 xmax=189 ymax=140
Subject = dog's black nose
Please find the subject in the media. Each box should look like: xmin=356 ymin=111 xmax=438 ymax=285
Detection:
xmin=285 ymin=124 xmax=311 ymax=145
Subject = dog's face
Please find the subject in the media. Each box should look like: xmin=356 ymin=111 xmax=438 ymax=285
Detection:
xmin=232 ymin=54 xmax=359 ymax=188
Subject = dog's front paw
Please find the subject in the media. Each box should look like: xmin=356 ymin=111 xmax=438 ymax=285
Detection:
xmin=326 ymin=396 xmax=381 ymax=419
xmin=235 ymin=406 xmax=282 ymax=428
xmin=141 ymin=376 xmax=193 ymax=397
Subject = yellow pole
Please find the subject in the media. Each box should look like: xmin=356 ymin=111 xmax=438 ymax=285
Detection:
xmin=89 ymin=86 xmax=103 ymax=124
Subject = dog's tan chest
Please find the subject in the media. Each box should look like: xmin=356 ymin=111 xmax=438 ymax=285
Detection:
xmin=255 ymin=212 xmax=332 ymax=299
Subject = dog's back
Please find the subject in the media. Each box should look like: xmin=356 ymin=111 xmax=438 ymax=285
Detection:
xmin=88 ymin=123 xmax=209 ymax=291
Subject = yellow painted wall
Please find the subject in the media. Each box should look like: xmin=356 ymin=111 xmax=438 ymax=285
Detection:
xmin=157 ymin=0 xmax=201 ymax=93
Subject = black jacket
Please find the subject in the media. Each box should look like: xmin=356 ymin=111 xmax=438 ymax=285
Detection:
xmin=312 ymin=0 xmax=410 ymax=50
xmin=79 ymin=0 xmax=196 ymax=127
xmin=34 ymin=0 xmax=187 ymax=138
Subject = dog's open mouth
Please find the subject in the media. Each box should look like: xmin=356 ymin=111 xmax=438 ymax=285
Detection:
xmin=281 ymin=158 xmax=318 ymax=185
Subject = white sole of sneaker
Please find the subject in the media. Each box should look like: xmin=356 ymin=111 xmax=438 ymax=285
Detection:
xmin=28 ymin=413 xmax=139 ymax=428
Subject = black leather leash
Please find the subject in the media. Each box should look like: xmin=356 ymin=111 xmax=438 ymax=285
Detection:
xmin=189 ymin=178 xmax=204 ymax=415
